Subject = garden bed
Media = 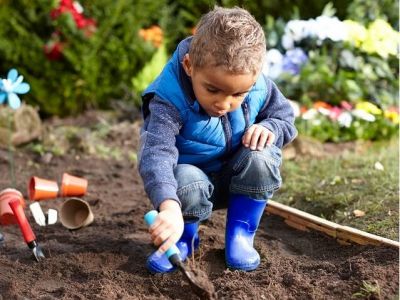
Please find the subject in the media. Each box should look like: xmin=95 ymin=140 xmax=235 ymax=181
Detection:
xmin=0 ymin=113 xmax=398 ymax=299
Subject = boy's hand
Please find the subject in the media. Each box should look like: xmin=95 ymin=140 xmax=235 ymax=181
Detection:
xmin=148 ymin=199 xmax=184 ymax=254
xmin=242 ymin=124 xmax=275 ymax=150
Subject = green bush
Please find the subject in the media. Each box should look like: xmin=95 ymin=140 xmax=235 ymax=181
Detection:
xmin=346 ymin=0 xmax=399 ymax=28
xmin=1 ymin=0 xmax=397 ymax=117
xmin=277 ymin=45 xmax=399 ymax=108
xmin=0 ymin=0 xmax=166 ymax=116
xmin=296 ymin=112 xmax=399 ymax=142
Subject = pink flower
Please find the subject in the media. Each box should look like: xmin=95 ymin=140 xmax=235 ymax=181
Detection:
xmin=340 ymin=100 xmax=353 ymax=110
xmin=329 ymin=106 xmax=343 ymax=120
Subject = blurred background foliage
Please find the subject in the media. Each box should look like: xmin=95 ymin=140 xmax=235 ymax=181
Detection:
xmin=0 ymin=0 xmax=398 ymax=121
xmin=0 ymin=0 xmax=166 ymax=116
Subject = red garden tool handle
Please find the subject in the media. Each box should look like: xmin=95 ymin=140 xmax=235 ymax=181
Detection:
xmin=9 ymin=199 xmax=36 ymax=244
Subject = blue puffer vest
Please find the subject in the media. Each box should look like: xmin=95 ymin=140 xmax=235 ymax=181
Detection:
xmin=143 ymin=38 xmax=268 ymax=173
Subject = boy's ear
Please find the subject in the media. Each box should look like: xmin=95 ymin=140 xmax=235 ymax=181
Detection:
xmin=182 ymin=54 xmax=192 ymax=77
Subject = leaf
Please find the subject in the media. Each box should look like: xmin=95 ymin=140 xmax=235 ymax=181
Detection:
xmin=321 ymin=2 xmax=336 ymax=17
xmin=351 ymin=179 xmax=363 ymax=184
xmin=374 ymin=161 xmax=384 ymax=171
xmin=132 ymin=44 xmax=168 ymax=95
xmin=353 ymin=209 xmax=365 ymax=217
xmin=330 ymin=175 xmax=342 ymax=185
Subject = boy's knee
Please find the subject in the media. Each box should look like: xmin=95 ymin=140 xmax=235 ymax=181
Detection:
xmin=174 ymin=164 xmax=214 ymax=220
xmin=248 ymin=146 xmax=281 ymax=172
xmin=174 ymin=164 xmax=210 ymax=188
xmin=231 ymin=145 xmax=282 ymax=196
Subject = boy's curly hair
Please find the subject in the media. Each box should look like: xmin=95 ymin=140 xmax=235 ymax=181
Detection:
xmin=189 ymin=6 xmax=266 ymax=75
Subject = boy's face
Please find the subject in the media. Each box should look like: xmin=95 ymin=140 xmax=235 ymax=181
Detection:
xmin=182 ymin=54 xmax=259 ymax=117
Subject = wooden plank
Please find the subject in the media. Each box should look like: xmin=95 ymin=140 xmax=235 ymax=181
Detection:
xmin=267 ymin=200 xmax=339 ymax=231
xmin=304 ymin=221 xmax=337 ymax=238
xmin=270 ymin=207 xmax=338 ymax=238
xmin=284 ymin=213 xmax=337 ymax=238
xmin=337 ymin=239 xmax=352 ymax=246
xmin=265 ymin=200 xmax=399 ymax=248
xmin=286 ymin=214 xmax=312 ymax=226
xmin=337 ymin=226 xmax=398 ymax=247
xmin=284 ymin=219 xmax=309 ymax=231
xmin=336 ymin=230 xmax=379 ymax=246
xmin=266 ymin=206 xmax=290 ymax=219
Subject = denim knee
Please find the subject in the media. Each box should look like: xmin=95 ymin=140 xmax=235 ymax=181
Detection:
xmin=174 ymin=164 xmax=214 ymax=221
xmin=230 ymin=145 xmax=282 ymax=199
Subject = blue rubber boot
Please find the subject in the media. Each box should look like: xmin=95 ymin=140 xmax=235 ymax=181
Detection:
xmin=225 ymin=194 xmax=268 ymax=271
xmin=146 ymin=218 xmax=199 ymax=273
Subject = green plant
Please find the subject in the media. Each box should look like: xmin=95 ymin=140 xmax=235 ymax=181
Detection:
xmin=131 ymin=44 xmax=168 ymax=105
xmin=296 ymin=112 xmax=398 ymax=143
xmin=0 ymin=0 xmax=167 ymax=116
xmin=278 ymin=46 xmax=398 ymax=108
xmin=352 ymin=280 xmax=382 ymax=299
xmin=347 ymin=0 xmax=399 ymax=28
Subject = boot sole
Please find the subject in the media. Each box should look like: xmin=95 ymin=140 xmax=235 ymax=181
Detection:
xmin=226 ymin=260 xmax=260 ymax=272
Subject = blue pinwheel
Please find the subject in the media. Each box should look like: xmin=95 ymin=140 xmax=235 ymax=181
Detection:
xmin=0 ymin=69 xmax=30 ymax=110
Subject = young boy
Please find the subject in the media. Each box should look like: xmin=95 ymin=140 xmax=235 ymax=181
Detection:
xmin=139 ymin=6 xmax=297 ymax=273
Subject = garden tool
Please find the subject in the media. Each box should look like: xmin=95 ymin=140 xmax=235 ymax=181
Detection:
xmin=225 ymin=194 xmax=267 ymax=271
xmin=9 ymin=199 xmax=45 ymax=262
xmin=147 ymin=217 xmax=199 ymax=273
xmin=144 ymin=210 xmax=212 ymax=299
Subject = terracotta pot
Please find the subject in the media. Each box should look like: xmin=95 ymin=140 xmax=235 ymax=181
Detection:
xmin=28 ymin=176 xmax=59 ymax=201
xmin=60 ymin=173 xmax=88 ymax=197
xmin=0 ymin=188 xmax=26 ymax=225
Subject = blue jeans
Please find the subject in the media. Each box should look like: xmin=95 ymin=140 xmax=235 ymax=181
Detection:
xmin=174 ymin=145 xmax=282 ymax=221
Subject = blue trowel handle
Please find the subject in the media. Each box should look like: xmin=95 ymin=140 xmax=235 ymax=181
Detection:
xmin=144 ymin=210 xmax=180 ymax=259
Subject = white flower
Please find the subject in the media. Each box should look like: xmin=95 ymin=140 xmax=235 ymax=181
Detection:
xmin=282 ymin=20 xmax=309 ymax=49
xmin=317 ymin=107 xmax=331 ymax=116
xmin=263 ymin=49 xmax=283 ymax=79
xmin=282 ymin=34 xmax=294 ymax=50
xmin=284 ymin=16 xmax=348 ymax=45
xmin=266 ymin=49 xmax=283 ymax=63
xmin=288 ymin=100 xmax=301 ymax=118
xmin=303 ymin=19 xmax=318 ymax=38
xmin=352 ymin=109 xmax=376 ymax=122
xmin=302 ymin=108 xmax=318 ymax=120
xmin=313 ymin=16 xmax=348 ymax=42
xmin=338 ymin=111 xmax=352 ymax=127
xmin=286 ymin=20 xmax=309 ymax=41
xmin=312 ymin=119 xmax=322 ymax=126
xmin=374 ymin=161 xmax=384 ymax=171
xmin=73 ymin=1 xmax=84 ymax=13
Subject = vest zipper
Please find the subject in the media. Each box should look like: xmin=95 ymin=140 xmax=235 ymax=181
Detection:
xmin=242 ymin=102 xmax=250 ymax=130
xmin=221 ymin=115 xmax=232 ymax=155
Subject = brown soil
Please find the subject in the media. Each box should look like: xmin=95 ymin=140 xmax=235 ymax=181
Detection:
xmin=0 ymin=112 xmax=398 ymax=300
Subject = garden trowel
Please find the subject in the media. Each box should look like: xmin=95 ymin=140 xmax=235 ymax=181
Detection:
xmin=9 ymin=199 xmax=45 ymax=262
xmin=144 ymin=210 xmax=213 ymax=299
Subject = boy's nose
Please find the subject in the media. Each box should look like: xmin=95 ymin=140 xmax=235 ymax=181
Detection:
xmin=215 ymin=99 xmax=231 ymax=111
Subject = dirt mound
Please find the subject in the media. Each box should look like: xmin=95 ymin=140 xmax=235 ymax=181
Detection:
xmin=0 ymin=120 xmax=398 ymax=299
